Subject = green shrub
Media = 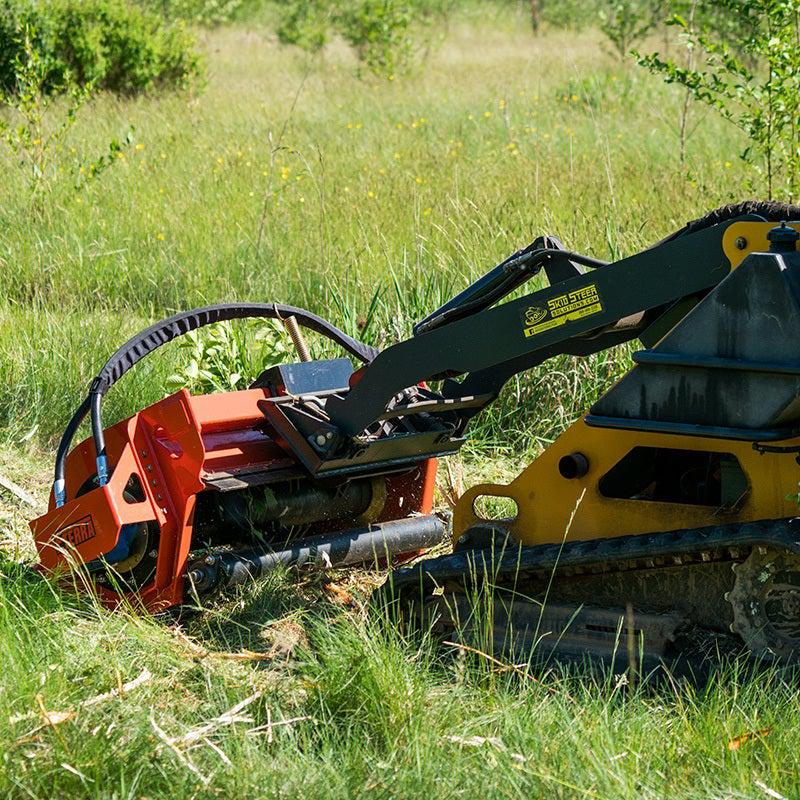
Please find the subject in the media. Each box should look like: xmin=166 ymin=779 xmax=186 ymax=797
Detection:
xmin=0 ymin=0 xmax=201 ymax=96
xmin=543 ymin=0 xmax=602 ymax=30
xmin=336 ymin=0 xmax=413 ymax=76
xmin=598 ymin=0 xmax=664 ymax=60
xmin=276 ymin=0 xmax=329 ymax=52
xmin=136 ymin=0 xmax=244 ymax=26
xmin=275 ymin=0 xmax=436 ymax=77
xmin=638 ymin=0 xmax=800 ymax=199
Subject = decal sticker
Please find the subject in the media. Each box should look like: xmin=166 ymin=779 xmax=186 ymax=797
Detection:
xmin=522 ymin=283 xmax=604 ymax=338
xmin=524 ymin=306 xmax=548 ymax=326
xmin=56 ymin=515 xmax=97 ymax=547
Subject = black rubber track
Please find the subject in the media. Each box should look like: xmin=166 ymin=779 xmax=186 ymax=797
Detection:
xmin=381 ymin=517 xmax=800 ymax=598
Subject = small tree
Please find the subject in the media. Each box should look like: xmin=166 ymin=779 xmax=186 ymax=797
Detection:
xmin=599 ymin=0 xmax=664 ymax=60
xmin=276 ymin=0 xmax=330 ymax=53
xmin=0 ymin=31 xmax=90 ymax=202
xmin=637 ymin=0 xmax=800 ymax=199
xmin=275 ymin=0 xmax=442 ymax=78
xmin=336 ymin=0 xmax=413 ymax=77
xmin=0 ymin=28 xmax=133 ymax=209
xmin=529 ymin=0 xmax=542 ymax=33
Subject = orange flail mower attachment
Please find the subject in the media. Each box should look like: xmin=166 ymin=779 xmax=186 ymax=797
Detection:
xmin=31 ymin=387 xmax=438 ymax=613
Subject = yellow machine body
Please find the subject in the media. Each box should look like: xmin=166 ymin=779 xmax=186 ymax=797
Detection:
xmin=723 ymin=221 xmax=800 ymax=267
xmin=454 ymin=418 xmax=799 ymax=547
xmin=453 ymin=219 xmax=800 ymax=550
xmin=390 ymin=209 xmax=800 ymax=663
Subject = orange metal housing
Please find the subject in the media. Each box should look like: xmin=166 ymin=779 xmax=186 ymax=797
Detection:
xmin=30 ymin=387 xmax=437 ymax=612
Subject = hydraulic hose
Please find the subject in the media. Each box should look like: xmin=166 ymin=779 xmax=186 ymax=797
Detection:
xmin=54 ymin=302 xmax=378 ymax=506
xmin=414 ymin=247 xmax=608 ymax=335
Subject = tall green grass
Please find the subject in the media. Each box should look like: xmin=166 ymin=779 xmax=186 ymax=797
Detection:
xmin=1 ymin=556 xmax=799 ymax=800
xmin=0 ymin=9 xmax=750 ymax=453
xmin=0 ymin=12 xmax=785 ymax=798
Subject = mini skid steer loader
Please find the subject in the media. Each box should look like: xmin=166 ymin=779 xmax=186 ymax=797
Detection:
xmin=29 ymin=200 xmax=800 ymax=663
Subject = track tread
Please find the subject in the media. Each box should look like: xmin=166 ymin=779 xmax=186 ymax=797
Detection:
xmin=384 ymin=518 xmax=800 ymax=598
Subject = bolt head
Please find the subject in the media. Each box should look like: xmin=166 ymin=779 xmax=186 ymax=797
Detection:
xmin=735 ymin=236 xmax=747 ymax=250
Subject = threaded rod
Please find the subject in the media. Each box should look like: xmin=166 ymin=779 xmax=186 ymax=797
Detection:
xmin=283 ymin=315 xmax=311 ymax=362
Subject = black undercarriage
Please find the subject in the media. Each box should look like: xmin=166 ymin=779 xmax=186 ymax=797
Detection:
xmin=381 ymin=518 xmax=800 ymax=668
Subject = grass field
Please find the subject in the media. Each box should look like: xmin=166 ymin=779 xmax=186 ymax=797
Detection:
xmin=1 ymin=6 xmax=797 ymax=799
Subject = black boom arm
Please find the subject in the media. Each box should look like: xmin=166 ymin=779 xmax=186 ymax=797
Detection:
xmin=324 ymin=220 xmax=744 ymax=437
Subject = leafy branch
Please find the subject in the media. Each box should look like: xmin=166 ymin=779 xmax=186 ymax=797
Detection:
xmin=636 ymin=0 xmax=800 ymax=199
